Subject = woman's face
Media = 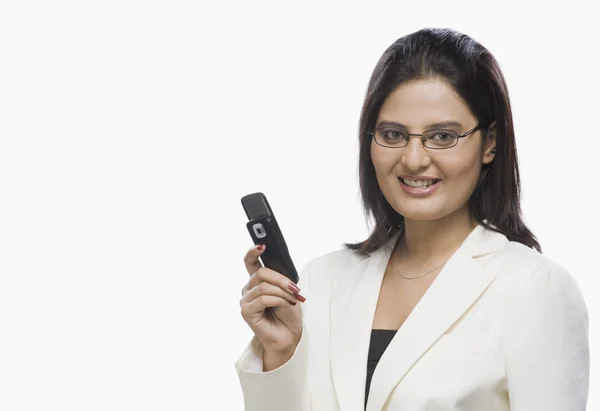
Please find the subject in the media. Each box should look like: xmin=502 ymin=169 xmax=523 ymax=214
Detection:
xmin=371 ymin=79 xmax=496 ymax=222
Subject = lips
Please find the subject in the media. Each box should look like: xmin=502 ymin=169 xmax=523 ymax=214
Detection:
xmin=398 ymin=177 xmax=441 ymax=196
xmin=400 ymin=177 xmax=441 ymax=188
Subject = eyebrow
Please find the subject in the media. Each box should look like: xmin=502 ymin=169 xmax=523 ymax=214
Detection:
xmin=376 ymin=120 xmax=464 ymax=130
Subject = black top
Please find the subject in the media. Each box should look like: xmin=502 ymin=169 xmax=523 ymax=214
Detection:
xmin=365 ymin=329 xmax=397 ymax=409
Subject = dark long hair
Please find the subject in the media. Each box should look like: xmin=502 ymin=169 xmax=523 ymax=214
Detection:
xmin=344 ymin=28 xmax=541 ymax=255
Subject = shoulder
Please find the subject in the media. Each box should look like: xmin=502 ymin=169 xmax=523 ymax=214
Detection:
xmin=303 ymin=246 xmax=368 ymax=276
xmin=498 ymin=240 xmax=566 ymax=276
xmin=295 ymin=245 xmax=375 ymax=303
xmin=490 ymin=237 xmax=584 ymax=302
xmin=298 ymin=244 xmax=372 ymax=289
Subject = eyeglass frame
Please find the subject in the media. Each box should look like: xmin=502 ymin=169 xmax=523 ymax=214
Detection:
xmin=368 ymin=124 xmax=486 ymax=150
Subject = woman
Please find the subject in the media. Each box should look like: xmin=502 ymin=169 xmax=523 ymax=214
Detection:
xmin=235 ymin=28 xmax=589 ymax=411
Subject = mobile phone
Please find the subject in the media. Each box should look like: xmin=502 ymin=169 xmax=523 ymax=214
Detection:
xmin=241 ymin=192 xmax=299 ymax=284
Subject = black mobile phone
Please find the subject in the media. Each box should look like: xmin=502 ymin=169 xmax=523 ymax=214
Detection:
xmin=241 ymin=192 xmax=299 ymax=284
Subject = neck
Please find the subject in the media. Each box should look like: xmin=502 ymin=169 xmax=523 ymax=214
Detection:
xmin=396 ymin=208 xmax=478 ymax=262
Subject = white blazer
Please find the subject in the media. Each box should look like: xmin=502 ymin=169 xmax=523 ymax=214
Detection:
xmin=235 ymin=224 xmax=589 ymax=411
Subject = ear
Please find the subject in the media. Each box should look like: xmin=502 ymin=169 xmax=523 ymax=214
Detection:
xmin=482 ymin=121 xmax=497 ymax=165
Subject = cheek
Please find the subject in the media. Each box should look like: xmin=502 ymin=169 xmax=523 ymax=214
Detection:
xmin=371 ymin=143 xmax=395 ymax=174
xmin=444 ymin=151 xmax=482 ymax=186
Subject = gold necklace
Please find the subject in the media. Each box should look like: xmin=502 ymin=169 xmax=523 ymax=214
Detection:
xmin=395 ymin=260 xmax=448 ymax=280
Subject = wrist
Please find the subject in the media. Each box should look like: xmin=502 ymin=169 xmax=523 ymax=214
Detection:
xmin=262 ymin=340 xmax=299 ymax=372
xmin=263 ymin=347 xmax=295 ymax=371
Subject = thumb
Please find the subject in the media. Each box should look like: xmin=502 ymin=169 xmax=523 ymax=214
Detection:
xmin=244 ymin=244 xmax=266 ymax=276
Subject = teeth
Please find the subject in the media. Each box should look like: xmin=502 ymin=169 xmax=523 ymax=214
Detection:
xmin=402 ymin=178 xmax=436 ymax=188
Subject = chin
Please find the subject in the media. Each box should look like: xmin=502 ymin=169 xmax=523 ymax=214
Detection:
xmin=392 ymin=201 xmax=452 ymax=222
xmin=400 ymin=211 xmax=448 ymax=222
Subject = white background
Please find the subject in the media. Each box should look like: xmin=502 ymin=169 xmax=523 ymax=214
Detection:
xmin=0 ymin=1 xmax=597 ymax=410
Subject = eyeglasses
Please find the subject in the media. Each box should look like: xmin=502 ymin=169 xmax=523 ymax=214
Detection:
xmin=368 ymin=125 xmax=484 ymax=150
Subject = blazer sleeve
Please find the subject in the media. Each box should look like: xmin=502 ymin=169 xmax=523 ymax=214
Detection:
xmin=234 ymin=260 xmax=314 ymax=411
xmin=504 ymin=261 xmax=590 ymax=410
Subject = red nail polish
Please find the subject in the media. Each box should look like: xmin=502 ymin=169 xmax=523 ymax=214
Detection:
xmin=257 ymin=244 xmax=264 ymax=250
xmin=295 ymin=294 xmax=306 ymax=303
xmin=288 ymin=283 xmax=301 ymax=294
xmin=288 ymin=301 xmax=296 ymax=306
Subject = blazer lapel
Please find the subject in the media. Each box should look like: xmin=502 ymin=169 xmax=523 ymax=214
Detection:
xmin=365 ymin=225 xmax=507 ymax=411
xmin=329 ymin=233 xmax=398 ymax=411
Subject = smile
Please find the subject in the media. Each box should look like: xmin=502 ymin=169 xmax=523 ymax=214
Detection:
xmin=400 ymin=178 xmax=441 ymax=188
xmin=398 ymin=177 xmax=441 ymax=196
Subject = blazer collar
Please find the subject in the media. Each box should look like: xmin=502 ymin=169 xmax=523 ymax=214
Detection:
xmin=329 ymin=224 xmax=508 ymax=411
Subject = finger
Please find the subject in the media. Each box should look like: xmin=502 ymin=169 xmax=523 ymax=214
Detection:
xmin=241 ymin=295 xmax=297 ymax=320
xmin=246 ymin=266 xmax=302 ymax=298
xmin=240 ymin=281 xmax=298 ymax=307
xmin=243 ymin=244 xmax=266 ymax=276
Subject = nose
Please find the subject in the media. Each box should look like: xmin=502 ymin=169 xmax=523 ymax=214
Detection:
xmin=401 ymin=137 xmax=431 ymax=171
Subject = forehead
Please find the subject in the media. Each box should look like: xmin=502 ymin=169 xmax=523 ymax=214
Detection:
xmin=377 ymin=79 xmax=474 ymax=128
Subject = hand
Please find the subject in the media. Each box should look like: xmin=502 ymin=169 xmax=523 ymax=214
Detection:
xmin=240 ymin=244 xmax=306 ymax=361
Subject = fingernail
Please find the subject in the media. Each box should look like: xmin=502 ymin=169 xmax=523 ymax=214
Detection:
xmin=288 ymin=283 xmax=301 ymax=294
xmin=256 ymin=244 xmax=264 ymax=250
xmin=295 ymin=294 xmax=306 ymax=303
xmin=288 ymin=301 xmax=296 ymax=306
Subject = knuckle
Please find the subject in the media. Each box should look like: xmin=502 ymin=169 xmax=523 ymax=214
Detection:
xmin=254 ymin=267 xmax=266 ymax=280
xmin=239 ymin=295 xmax=248 ymax=307
xmin=257 ymin=282 xmax=270 ymax=294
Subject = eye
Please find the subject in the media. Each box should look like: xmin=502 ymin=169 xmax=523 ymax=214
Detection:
xmin=429 ymin=131 xmax=454 ymax=141
xmin=382 ymin=130 xmax=406 ymax=140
